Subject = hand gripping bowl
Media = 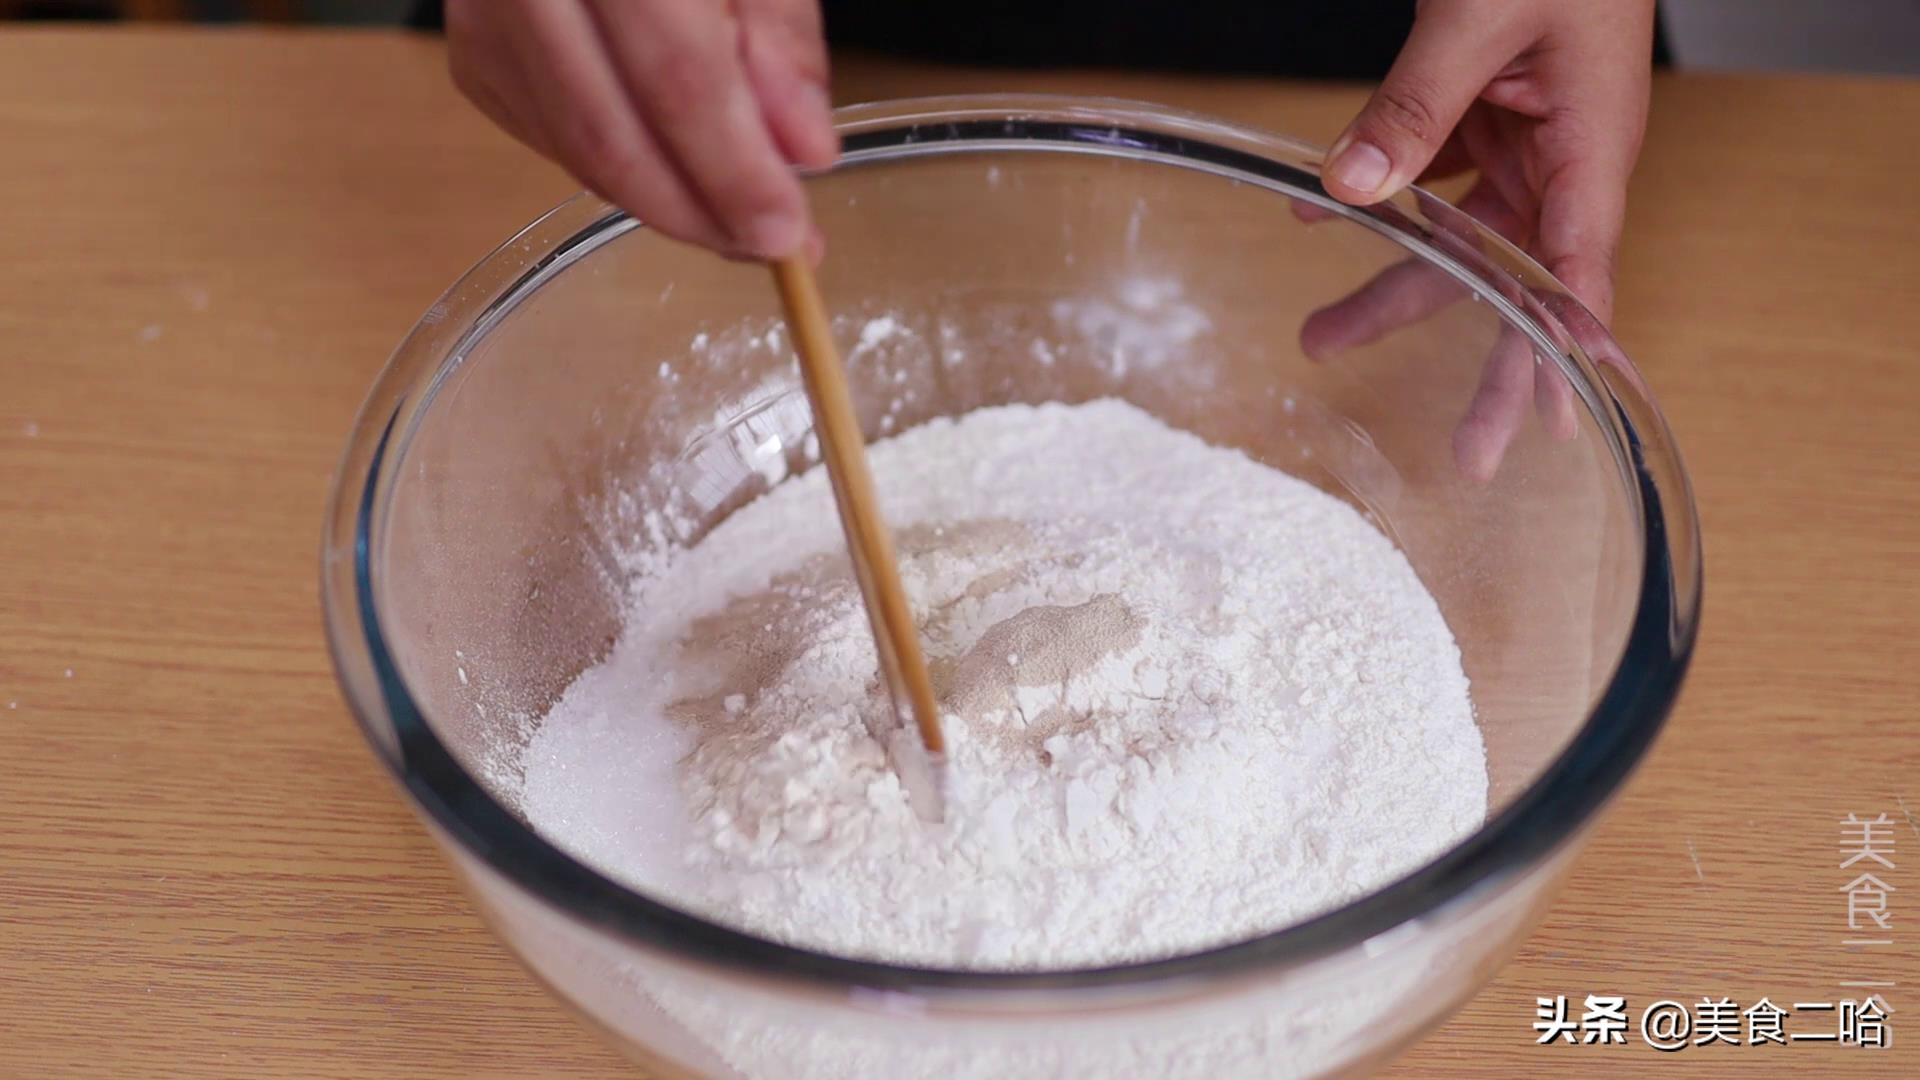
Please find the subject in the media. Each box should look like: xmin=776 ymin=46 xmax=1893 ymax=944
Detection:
xmin=322 ymin=96 xmax=1700 ymax=1079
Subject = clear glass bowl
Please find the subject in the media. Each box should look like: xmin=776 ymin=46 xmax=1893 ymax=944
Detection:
xmin=322 ymin=96 xmax=1701 ymax=1079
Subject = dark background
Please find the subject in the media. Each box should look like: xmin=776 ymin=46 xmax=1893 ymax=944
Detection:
xmin=9 ymin=1 xmax=1920 ymax=78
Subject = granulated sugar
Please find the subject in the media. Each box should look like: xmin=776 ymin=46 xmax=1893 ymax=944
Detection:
xmin=519 ymin=398 xmax=1486 ymax=972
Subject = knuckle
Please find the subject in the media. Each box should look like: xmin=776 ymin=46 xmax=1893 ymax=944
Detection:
xmin=770 ymin=2 xmax=827 ymax=59
xmin=634 ymin=2 xmax=739 ymax=101
xmin=568 ymin=119 xmax=652 ymax=191
xmin=784 ymin=38 xmax=830 ymax=85
xmin=577 ymin=148 xmax=653 ymax=200
xmin=745 ymin=0 xmax=819 ymax=34
xmin=650 ymin=47 xmax=718 ymax=105
xmin=1537 ymin=106 xmax=1594 ymax=156
xmin=710 ymin=166 xmax=795 ymax=219
xmin=740 ymin=8 xmax=828 ymax=87
xmin=1371 ymin=76 xmax=1449 ymax=145
xmin=1585 ymin=239 xmax=1619 ymax=273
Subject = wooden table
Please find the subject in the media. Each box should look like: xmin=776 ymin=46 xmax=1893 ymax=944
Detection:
xmin=3 ymin=28 xmax=1916 ymax=1078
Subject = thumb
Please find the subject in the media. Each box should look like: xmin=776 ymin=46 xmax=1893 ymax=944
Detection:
xmin=1325 ymin=4 xmax=1533 ymax=205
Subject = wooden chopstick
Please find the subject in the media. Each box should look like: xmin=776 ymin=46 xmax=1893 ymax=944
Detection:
xmin=770 ymin=255 xmax=949 ymax=818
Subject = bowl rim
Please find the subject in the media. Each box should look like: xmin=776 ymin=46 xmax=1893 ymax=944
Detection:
xmin=322 ymin=94 xmax=1702 ymax=998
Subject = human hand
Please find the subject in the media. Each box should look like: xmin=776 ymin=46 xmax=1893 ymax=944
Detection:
xmin=1300 ymin=0 xmax=1655 ymax=479
xmin=447 ymin=0 xmax=837 ymax=259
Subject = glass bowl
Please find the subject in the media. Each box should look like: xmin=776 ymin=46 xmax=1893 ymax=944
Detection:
xmin=322 ymin=95 xmax=1700 ymax=1078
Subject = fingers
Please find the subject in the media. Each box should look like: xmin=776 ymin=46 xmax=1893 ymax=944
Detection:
xmin=1290 ymin=197 xmax=1337 ymax=225
xmin=1543 ymin=288 xmax=1648 ymax=392
xmin=1534 ymin=144 xmax=1631 ymax=326
xmin=446 ymin=0 xmax=554 ymax=157
xmin=1301 ymin=258 xmax=1465 ymax=362
xmin=1310 ymin=0 xmax=1652 ymax=480
xmin=1533 ymin=345 xmax=1579 ymax=441
xmin=1323 ymin=1 xmax=1533 ymax=205
xmin=502 ymin=1 xmax=732 ymax=251
xmin=1530 ymin=8 xmax=1654 ymax=324
xmin=1293 ymin=170 xmax=1577 ymax=481
xmin=738 ymin=0 xmax=839 ymax=170
xmin=1452 ymin=326 xmax=1537 ymax=483
xmin=449 ymin=0 xmax=830 ymax=259
xmin=586 ymin=0 xmax=812 ymax=258
xmin=1448 ymin=175 xmax=1531 ymax=248
xmin=1292 ymin=132 xmax=1472 ymax=226
xmin=1456 ymin=107 xmax=1539 ymax=225
xmin=1299 ymin=178 xmax=1524 ymax=361
xmin=1419 ymin=135 xmax=1475 ymax=183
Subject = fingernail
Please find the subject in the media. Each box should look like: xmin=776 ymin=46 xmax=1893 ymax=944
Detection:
xmin=1330 ymin=139 xmax=1392 ymax=196
xmin=744 ymin=212 xmax=805 ymax=258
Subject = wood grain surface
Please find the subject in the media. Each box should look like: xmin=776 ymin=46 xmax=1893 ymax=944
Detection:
xmin=2 ymin=28 xmax=1916 ymax=1078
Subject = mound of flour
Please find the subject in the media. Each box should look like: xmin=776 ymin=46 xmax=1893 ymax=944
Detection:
xmin=519 ymin=398 xmax=1485 ymax=970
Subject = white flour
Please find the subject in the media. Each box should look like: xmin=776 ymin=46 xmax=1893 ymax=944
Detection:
xmin=519 ymin=399 xmax=1485 ymax=973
